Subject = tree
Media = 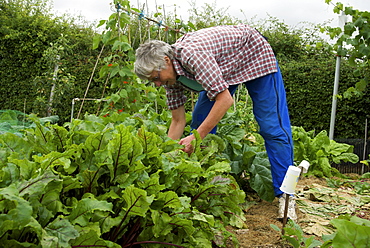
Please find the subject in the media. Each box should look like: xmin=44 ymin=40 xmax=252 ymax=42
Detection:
xmin=324 ymin=0 xmax=370 ymax=97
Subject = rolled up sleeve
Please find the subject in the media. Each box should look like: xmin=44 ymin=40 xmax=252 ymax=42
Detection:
xmin=165 ymin=83 xmax=187 ymax=110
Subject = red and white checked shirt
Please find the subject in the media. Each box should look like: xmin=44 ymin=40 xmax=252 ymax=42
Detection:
xmin=165 ymin=24 xmax=277 ymax=110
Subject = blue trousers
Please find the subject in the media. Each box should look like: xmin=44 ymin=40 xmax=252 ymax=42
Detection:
xmin=191 ymin=65 xmax=293 ymax=196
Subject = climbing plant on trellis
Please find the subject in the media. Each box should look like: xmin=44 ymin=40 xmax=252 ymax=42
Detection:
xmin=74 ymin=0 xmax=194 ymax=120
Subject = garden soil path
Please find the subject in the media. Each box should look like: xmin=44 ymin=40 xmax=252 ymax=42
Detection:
xmin=225 ymin=175 xmax=370 ymax=248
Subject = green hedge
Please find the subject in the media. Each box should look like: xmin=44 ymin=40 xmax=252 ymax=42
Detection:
xmin=0 ymin=0 xmax=111 ymax=124
xmin=281 ymin=57 xmax=369 ymax=139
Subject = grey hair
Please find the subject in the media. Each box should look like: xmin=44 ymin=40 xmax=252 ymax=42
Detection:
xmin=134 ymin=40 xmax=174 ymax=80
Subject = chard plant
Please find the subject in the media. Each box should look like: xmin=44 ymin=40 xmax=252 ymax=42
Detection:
xmin=292 ymin=126 xmax=359 ymax=178
xmin=271 ymin=220 xmax=322 ymax=248
xmin=0 ymin=112 xmax=246 ymax=247
xmin=321 ymin=215 xmax=370 ymax=248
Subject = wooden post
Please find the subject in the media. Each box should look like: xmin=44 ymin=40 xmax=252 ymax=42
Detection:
xmin=47 ymin=55 xmax=60 ymax=117
xmin=281 ymin=194 xmax=290 ymax=235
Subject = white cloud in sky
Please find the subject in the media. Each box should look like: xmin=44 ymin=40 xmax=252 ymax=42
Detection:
xmin=51 ymin=0 xmax=370 ymax=28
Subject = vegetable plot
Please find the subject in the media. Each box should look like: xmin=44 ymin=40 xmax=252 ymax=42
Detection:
xmin=0 ymin=114 xmax=246 ymax=247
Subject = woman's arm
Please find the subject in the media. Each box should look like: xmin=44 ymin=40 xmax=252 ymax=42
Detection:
xmin=168 ymin=105 xmax=187 ymax=140
xmin=196 ymin=89 xmax=234 ymax=139
xmin=179 ymin=89 xmax=234 ymax=153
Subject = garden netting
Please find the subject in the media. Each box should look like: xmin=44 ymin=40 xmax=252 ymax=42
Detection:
xmin=0 ymin=110 xmax=59 ymax=136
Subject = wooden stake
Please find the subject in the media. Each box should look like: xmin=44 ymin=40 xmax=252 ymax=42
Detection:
xmin=282 ymin=194 xmax=290 ymax=235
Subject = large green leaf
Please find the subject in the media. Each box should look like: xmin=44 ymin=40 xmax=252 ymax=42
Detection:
xmin=248 ymin=151 xmax=275 ymax=202
xmin=0 ymin=163 xmax=20 ymax=187
xmin=332 ymin=152 xmax=359 ymax=164
xmin=16 ymin=170 xmax=58 ymax=197
xmin=32 ymin=150 xmax=76 ymax=172
xmin=205 ymin=161 xmax=231 ymax=176
xmin=122 ymin=185 xmax=154 ymax=217
xmin=8 ymin=155 xmax=37 ymax=180
xmin=331 ymin=216 xmax=370 ymax=247
xmin=106 ymin=124 xmax=144 ymax=181
xmin=157 ymin=191 xmax=182 ymax=209
xmin=0 ymin=185 xmax=33 ymax=237
xmin=136 ymin=171 xmax=165 ymax=195
xmin=40 ymin=179 xmax=64 ymax=214
xmin=151 ymin=210 xmax=174 ymax=238
xmin=68 ymin=194 xmax=113 ymax=226
xmin=41 ymin=217 xmax=79 ymax=248
xmin=70 ymin=226 xmax=121 ymax=248
xmin=0 ymin=132 xmax=33 ymax=159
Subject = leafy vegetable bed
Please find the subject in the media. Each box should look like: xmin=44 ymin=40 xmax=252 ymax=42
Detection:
xmin=0 ymin=114 xmax=246 ymax=247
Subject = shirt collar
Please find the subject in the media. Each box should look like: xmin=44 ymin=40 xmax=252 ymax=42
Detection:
xmin=172 ymin=59 xmax=186 ymax=76
xmin=172 ymin=59 xmax=196 ymax=80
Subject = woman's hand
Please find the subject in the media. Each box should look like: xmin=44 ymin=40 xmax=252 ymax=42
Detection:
xmin=179 ymin=134 xmax=195 ymax=155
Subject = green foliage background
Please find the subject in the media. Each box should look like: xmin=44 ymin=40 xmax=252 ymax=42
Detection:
xmin=282 ymin=58 xmax=369 ymax=138
xmin=0 ymin=0 xmax=111 ymax=122
xmin=0 ymin=0 xmax=369 ymax=139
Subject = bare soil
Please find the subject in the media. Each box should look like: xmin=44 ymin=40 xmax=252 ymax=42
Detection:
xmin=225 ymin=175 xmax=370 ymax=248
